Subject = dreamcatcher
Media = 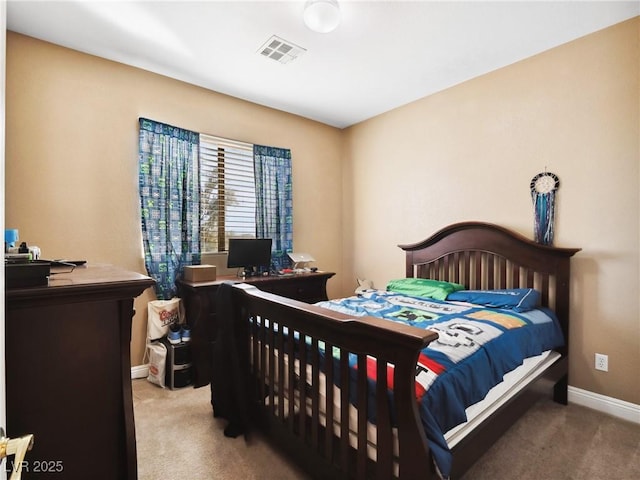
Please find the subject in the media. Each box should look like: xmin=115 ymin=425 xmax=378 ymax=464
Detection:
xmin=530 ymin=170 xmax=560 ymax=245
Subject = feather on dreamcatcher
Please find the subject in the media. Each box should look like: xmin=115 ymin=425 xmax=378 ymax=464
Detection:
xmin=531 ymin=171 xmax=560 ymax=245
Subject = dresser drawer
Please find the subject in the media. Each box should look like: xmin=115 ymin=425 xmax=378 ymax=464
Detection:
xmin=266 ymin=277 xmax=328 ymax=303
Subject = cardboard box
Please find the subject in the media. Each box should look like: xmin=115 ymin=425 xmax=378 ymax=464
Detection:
xmin=183 ymin=265 xmax=217 ymax=282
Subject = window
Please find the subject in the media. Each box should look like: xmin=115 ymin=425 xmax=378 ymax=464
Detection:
xmin=199 ymin=134 xmax=256 ymax=253
xmin=140 ymin=117 xmax=292 ymax=292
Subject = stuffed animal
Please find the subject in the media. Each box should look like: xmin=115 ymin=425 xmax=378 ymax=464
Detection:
xmin=355 ymin=278 xmax=374 ymax=295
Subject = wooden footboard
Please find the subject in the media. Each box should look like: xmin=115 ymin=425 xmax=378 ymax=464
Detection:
xmin=230 ymin=283 xmax=440 ymax=480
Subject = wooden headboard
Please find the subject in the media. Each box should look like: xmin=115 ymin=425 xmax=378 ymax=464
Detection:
xmin=399 ymin=222 xmax=580 ymax=353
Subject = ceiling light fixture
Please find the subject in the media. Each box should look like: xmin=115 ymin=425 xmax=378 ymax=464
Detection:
xmin=303 ymin=0 xmax=341 ymax=33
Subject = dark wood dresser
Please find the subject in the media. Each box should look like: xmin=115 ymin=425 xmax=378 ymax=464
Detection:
xmin=176 ymin=271 xmax=335 ymax=387
xmin=5 ymin=264 xmax=154 ymax=480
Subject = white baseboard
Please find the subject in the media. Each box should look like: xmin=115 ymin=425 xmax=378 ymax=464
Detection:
xmin=569 ymin=386 xmax=640 ymax=424
xmin=131 ymin=364 xmax=149 ymax=380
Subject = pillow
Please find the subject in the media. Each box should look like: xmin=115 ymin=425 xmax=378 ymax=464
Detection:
xmin=446 ymin=288 xmax=541 ymax=312
xmin=386 ymin=278 xmax=464 ymax=301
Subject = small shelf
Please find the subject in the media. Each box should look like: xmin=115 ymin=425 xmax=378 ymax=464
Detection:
xmin=160 ymin=339 xmax=193 ymax=389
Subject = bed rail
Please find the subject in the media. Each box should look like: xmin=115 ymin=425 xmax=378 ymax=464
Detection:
xmin=230 ymin=283 xmax=439 ymax=479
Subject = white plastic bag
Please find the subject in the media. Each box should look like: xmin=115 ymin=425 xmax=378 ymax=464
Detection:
xmin=147 ymin=341 xmax=168 ymax=388
xmin=147 ymin=297 xmax=185 ymax=342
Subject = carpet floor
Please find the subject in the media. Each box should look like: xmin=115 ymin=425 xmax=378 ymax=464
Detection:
xmin=133 ymin=379 xmax=639 ymax=479
xmin=133 ymin=379 xmax=307 ymax=479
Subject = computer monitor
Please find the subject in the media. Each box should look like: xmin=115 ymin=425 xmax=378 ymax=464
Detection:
xmin=227 ymin=238 xmax=272 ymax=276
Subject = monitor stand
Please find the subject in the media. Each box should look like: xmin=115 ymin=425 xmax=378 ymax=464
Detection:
xmin=241 ymin=267 xmax=263 ymax=278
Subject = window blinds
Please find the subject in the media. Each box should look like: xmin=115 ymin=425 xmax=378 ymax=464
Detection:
xmin=199 ymin=134 xmax=256 ymax=252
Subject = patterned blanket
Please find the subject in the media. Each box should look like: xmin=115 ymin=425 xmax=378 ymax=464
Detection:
xmin=315 ymin=290 xmax=565 ymax=478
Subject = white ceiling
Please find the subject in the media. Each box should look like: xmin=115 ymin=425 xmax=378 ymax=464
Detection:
xmin=7 ymin=1 xmax=639 ymax=128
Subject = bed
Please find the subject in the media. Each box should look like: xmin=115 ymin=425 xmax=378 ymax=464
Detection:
xmin=213 ymin=222 xmax=580 ymax=479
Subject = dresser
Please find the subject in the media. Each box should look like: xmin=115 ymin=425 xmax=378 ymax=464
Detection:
xmin=176 ymin=271 xmax=335 ymax=387
xmin=5 ymin=264 xmax=154 ymax=480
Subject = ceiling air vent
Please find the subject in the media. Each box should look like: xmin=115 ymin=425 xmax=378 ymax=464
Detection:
xmin=257 ymin=35 xmax=306 ymax=64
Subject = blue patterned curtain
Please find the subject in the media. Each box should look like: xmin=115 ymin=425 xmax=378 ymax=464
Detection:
xmin=254 ymin=145 xmax=293 ymax=271
xmin=138 ymin=118 xmax=201 ymax=299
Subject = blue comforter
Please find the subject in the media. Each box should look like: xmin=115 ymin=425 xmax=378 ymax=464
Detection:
xmin=315 ymin=290 xmax=564 ymax=478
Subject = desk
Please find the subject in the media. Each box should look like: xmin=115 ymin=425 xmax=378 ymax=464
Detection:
xmin=176 ymin=271 xmax=335 ymax=387
xmin=5 ymin=264 xmax=154 ymax=480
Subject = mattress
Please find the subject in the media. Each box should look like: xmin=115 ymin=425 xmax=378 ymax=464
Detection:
xmin=260 ymin=344 xmax=559 ymax=460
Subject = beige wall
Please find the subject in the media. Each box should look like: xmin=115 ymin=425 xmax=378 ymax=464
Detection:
xmin=5 ymin=17 xmax=639 ymax=405
xmin=344 ymin=17 xmax=639 ymax=405
xmin=5 ymin=33 xmax=345 ymax=366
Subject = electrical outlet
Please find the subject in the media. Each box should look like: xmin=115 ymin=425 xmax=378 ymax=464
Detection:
xmin=595 ymin=353 xmax=608 ymax=372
